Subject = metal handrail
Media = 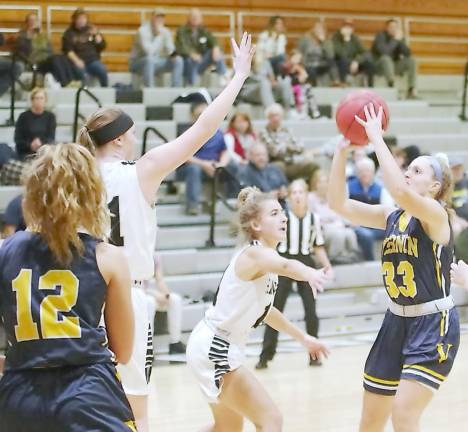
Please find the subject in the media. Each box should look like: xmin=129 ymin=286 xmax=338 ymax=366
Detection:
xmin=72 ymin=87 xmax=102 ymax=141
xmin=7 ymin=52 xmax=38 ymax=126
xmin=460 ymin=60 xmax=468 ymax=121
xmin=206 ymin=166 xmax=242 ymax=247
xmin=142 ymin=126 xmax=168 ymax=155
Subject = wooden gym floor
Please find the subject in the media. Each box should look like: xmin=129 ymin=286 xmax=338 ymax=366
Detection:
xmin=148 ymin=333 xmax=468 ymax=431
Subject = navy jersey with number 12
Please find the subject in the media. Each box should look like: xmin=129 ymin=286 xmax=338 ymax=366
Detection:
xmin=0 ymin=231 xmax=114 ymax=371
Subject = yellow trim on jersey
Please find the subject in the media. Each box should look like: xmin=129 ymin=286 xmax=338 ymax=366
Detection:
xmin=432 ymin=243 xmax=442 ymax=289
xmin=125 ymin=421 xmax=137 ymax=431
xmin=398 ymin=211 xmax=411 ymax=233
xmin=363 ymin=373 xmax=400 ymax=386
xmin=440 ymin=311 xmax=446 ymax=337
xmin=403 ymin=364 xmax=446 ymax=381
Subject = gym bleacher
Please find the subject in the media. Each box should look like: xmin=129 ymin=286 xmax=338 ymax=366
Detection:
xmin=1 ymin=2 xmax=468 ymax=355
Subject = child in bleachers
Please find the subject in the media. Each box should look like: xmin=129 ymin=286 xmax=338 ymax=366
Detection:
xmin=281 ymin=50 xmax=320 ymax=119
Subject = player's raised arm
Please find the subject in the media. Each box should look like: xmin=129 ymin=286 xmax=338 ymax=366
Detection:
xmin=327 ymin=136 xmax=393 ymax=229
xmin=238 ymin=245 xmax=331 ymax=298
xmin=136 ymin=33 xmax=255 ymax=194
xmin=356 ymin=103 xmax=450 ymax=243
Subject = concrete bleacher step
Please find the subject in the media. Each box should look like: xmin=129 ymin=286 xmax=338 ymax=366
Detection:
xmin=143 ymin=87 xmax=210 ymax=106
xmin=156 ymin=224 xmax=233 ymax=249
xmin=331 ymin=100 xmax=433 ymax=118
xmin=54 ymin=103 xmax=146 ymax=124
xmin=142 ymin=86 xmax=399 ymax=107
xmin=160 ymin=247 xmax=382 ymax=280
xmin=164 ymin=261 xmax=383 ymax=298
xmin=134 ymin=120 xmax=177 ymax=141
xmin=177 ymin=289 xmax=389 ymax=333
xmin=251 ymin=117 xmax=464 ymax=136
xmin=177 ymin=286 xmax=468 ymax=336
xmin=46 ymin=88 xmax=116 ymax=106
xmin=157 ymin=203 xmax=234 ymax=226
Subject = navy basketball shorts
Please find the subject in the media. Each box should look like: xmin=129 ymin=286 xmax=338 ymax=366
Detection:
xmin=364 ymin=308 xmax=460 ymax=395
xmin=0 ymin=362 xmax=137 ymax=432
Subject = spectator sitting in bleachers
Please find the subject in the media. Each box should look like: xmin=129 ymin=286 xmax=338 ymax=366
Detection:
xmin=240 ymin=142 xmax=288 ymax=200
xmin=256 ymin=16 xmax=287 ymax=77
xmin=281 ymin=50 xmax=322 ymax=119
xmin=259 ymin=103 xmax=319 ymax=181
xmin=15 ymin=13 xmax=80 ymax=88
xmin=332 ymin=19 xmax=375 ymax=87
xmin=2 ymin=194 xmax=25 ymax=238
xmin=176 ymin=102 xmax=238 ymax=215
xmin=297 ymin=21 xmax=339 ymax=86
xmin=129 ymin=9 xmax=183 ymax=88
xmin=175 ymin=9 xmax=228 ymax=86
xmin=238 ymin=55 xmax=293 ymax=112
xmin=62 ymin=8 xmax=108 ymax=87
xmin=348 ymin=157 xmax=393 ymax=261
xmin=309 ymin=170 xmax=361 ymax=264
xmin=224 ymin=112 xmax=257 ymax=164
xmin=0 ymin=33 xmax=22 ymax=98
xmin=372 ymin=19 xmax=417 ymax=99
xmin=14 ymin=87 xmax=55 ymax=161
xmin=145 ymin=253 xmax=186 ymax=355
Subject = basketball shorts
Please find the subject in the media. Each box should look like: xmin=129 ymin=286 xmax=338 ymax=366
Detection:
xmin=186 ymin=320 xmax=244 ymax=403
xmin=364 ymin=308 xmax=460 ymax=395
xmin=117 ymin=284 xmax=153 ymax=396
xmin=0 ymin=362 xmax=136 ymax=432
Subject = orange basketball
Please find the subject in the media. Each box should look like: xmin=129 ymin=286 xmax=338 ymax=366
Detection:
xmin=335 ymin=90 xmax=390 ymax=146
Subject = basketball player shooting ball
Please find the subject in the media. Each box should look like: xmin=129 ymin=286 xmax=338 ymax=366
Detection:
xmin=187 ymin=187 xmax=331 ymax=432
xmin=328 ymin=103 xmax=460 ymax=432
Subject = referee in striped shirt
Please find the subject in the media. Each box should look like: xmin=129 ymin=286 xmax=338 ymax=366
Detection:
xmin=256 ymin=179 xmax=333 ymax=369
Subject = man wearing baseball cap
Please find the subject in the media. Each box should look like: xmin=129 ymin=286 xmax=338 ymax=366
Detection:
xmin=129 ymin=9 xmax=183 ymax=87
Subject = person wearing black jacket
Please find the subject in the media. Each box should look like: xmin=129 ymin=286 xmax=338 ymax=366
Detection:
xmin=14 ymin=88 xmax=56 ymax=160
xmin=0 ymin=33 xmax=22 ymax=97
xmin=372 ymin=19 xmax=417 ymax=99
xmin=15 ymin=12 xmax=80 ymax=87
xmin=62 ymin=8 xmax=108 ymax=87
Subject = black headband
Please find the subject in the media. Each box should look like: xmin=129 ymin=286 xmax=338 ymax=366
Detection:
xmin=88 ymin=112 xmax=134 ymax=146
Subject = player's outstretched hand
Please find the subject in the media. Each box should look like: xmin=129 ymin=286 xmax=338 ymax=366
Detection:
xmin=231 ymin=32 xmax=255 ymax=80
xmin=307 ymin=266 xmax=332 ymax=298
xmin=302 ymin=335 xmax=330 ymax=361
xmin=451 ymin=260 xmax=468 ymax=290
xmin=355 ymin=103 xmax=384 ymax=144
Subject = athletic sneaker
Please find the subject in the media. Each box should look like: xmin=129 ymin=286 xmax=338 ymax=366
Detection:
xmin=169 ymin=341 xmax=187 ymax=355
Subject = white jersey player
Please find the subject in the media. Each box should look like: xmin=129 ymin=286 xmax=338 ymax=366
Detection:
xmin=77 ymin=33 xmax=256 ymax=432
xmin=186 ymin=187 xmax=331 ymax=431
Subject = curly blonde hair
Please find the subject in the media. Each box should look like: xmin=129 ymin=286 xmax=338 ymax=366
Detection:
xmin=22 ymin=143 xmax=110 ymax=265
